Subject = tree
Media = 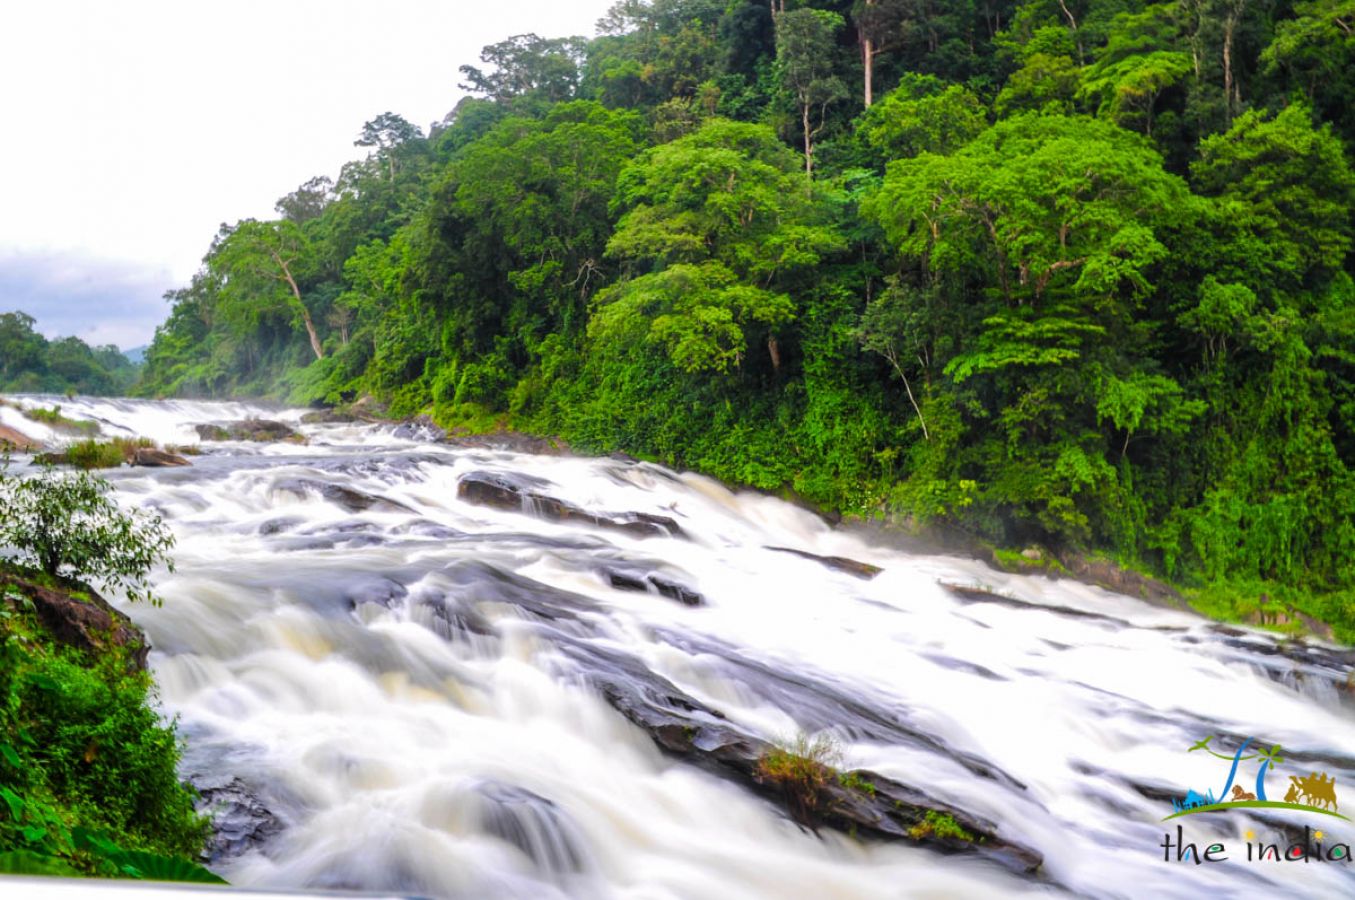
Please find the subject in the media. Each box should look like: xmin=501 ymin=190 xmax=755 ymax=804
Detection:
xmin=595 ymin=119 xmax=843 ymax=373
xmin=857 ymin=74 xmax=989 ymax=164
xmin=774 ymin=8 xmax=849 ymax=175
xmin=0 ymin=461 xmax=175 ymax=606
xmin=354 ymin=113 xmax=424 ymax=183
xmin=211 ymin=219 xmax=326 ymax=360
xmin=275 ymin=175 xmax=335 ymax=223
xmin=459 ymin=34 xmax=588 ymax=104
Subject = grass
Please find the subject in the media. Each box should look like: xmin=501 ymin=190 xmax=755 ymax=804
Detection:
xmin=20 ymin=406 xmax=98 ymax=436
xmin=64 ymin=440 xmax=127 ymax=470
xmin=756 ymin=732 xmax=843 ymax=821
xmin=907 ymin=810 xmax=976 ymax=842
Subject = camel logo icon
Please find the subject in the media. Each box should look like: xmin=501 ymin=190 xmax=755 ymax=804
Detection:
xmin=1164 ymin=736 xmax=1348 ymax=821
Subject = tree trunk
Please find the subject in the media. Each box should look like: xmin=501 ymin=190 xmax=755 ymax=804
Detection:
xmin=273 ymin=252 xmax=326 ymax=360
xmin=768 ymin=335 xmax=782 ymax=375
xmin=863 ymin=37 xmax=874 ymax=108
xmin=802 ymin=103 xmax=813 ymax=175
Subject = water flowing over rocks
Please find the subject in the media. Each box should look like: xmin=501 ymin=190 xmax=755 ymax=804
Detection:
xmin=28 ymin=395 xmax=1350 ymax=899
xmin=457 ymin=470 xmax=685 ymax=538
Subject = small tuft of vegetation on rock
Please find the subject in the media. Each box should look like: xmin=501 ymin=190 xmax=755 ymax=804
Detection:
xmin=907 ymin=810 xmax=976 ymax=842
xmin=756 ymin=732 xmax=843 ymax=822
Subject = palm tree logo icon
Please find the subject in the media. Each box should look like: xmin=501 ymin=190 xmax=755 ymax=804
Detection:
xmin=1163 ymin=736 xmax=1346 ymax=822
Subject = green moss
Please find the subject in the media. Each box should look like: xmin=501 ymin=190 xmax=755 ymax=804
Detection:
xmin=907 ymin=810 xmax=975 ymax=842
xmin=837 ymin=770 xmax=876 ymax=796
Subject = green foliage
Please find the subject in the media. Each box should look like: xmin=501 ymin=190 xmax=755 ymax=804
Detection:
xmin=0 ymin=568 xmax=213 ymax=880
xmin=0 ymin=314 xmax=140 ymax=397
xmin=63 ymin=440 xmax=128 ymax=471
xmin=132 ymin=1 xmax=1355 ymax=641
xmin=0 ymin=462 xmax=175 ymax=605
xmin=908 ymin=810 xmax=975 ymax=842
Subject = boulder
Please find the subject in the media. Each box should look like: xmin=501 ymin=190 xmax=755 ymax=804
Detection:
xmin=1 ymin=570 xmax=148 ymax=669
xmin=0 ymin=423 xmax=41 ymax=451
xmin=190 ymin=775 xmax=284 ymax=864
xmin=765 ymin=546 xmax=882 ymax=579
xmin=132 ymin=447 xmax=191 ymax=467
xmin=195 ymin=419 xmax=301 ymax=443
xmin=601 ymin=566 xmax=704 ymax=606
xmin=457 ymin=471 xmax=684 ymax=539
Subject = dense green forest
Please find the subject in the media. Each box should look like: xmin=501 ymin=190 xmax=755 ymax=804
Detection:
xmin=0 ymin=312 xmax=139 ymax=395
xmin=139 ymin=0 xmax=1355 ymax=637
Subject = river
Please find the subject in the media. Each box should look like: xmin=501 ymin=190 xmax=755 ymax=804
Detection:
xmin=4 ymin=396 xmax=1353 ymax=899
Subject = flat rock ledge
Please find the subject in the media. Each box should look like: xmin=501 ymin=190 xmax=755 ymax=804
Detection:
xmin=457 ymin=471 xmax=684 ymax=539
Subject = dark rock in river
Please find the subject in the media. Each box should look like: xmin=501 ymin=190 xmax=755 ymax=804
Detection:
xmin=191 ymin=775 xmax=284 ymax=863
xmin=132 ymin=447 xmax=191 ymax=467
xmin=457 ymin=471 xmax=685 ymax=539
xmin=391 ymin=414 xmax=446 ymax=442
xmin=473 ymin=781 xmax=587 ymax=874
xmin=274 ymin=477 xmax=413 ymax=514
xmin=766 ymin=546 xmax=882 ymax=579
xmin=601 ymin=565 xmax=704 ymax=606
xmin=0 ymin=570 xmax=148 ymax=670
xmin=552 ymin=637 xmax=1042 ymax=874
xmin=196 ymin=419 xmax=301 ymax=443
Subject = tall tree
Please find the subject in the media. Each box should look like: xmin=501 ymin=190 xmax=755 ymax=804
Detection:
xmin=212 ymin=220 xmax=326 ymax=361
xmin=775 ymin=8 xmax=849 ymax=175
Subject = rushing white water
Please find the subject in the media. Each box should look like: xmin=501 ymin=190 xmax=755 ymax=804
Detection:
xmin=6 ymin=395 xmax=1354 ymax=899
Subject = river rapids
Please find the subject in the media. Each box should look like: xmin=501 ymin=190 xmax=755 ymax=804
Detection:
xmin=3 ymin=396 xmax=1353 ymax=899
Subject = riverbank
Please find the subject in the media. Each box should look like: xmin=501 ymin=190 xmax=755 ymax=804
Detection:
xmin=0 ymin=561 xmax=216 ymax=881
xmin=407 ymin=404 xmax=1353 ymax=648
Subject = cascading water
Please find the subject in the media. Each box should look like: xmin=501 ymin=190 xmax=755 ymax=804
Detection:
xmin=5 ymin=395 xmax=1353 ymax=899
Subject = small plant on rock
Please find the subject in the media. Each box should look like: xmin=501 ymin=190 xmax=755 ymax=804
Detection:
xmin=0 ymin=459 xmax=175 ymax=605
xmin=756 ymin=731 xmax=843 ymax=824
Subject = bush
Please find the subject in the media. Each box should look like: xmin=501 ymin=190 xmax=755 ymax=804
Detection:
xmin=0 ymin=461 xmax=174 ymax=605
xmin=64 ymin=440 xmax=126 ymax=470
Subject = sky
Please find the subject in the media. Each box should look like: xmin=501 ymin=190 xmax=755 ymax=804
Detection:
xmin=0 ymin=0 xmax=616 ymax=350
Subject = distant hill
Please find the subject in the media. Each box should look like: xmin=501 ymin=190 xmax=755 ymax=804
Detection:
xmin=123 ymin=345 xmax=148 ymax=365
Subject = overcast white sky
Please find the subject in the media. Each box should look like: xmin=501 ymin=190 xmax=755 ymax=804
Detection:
xmin=0 ymin=0 xmax=616 ymax=350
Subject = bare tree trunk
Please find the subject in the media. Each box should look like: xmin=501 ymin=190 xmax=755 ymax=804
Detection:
xmin=863 ymin=37 xmax=874 ymax=108
xmin=273 ymin=252 xmax=326 ymax=360
xmin=1057 ymin=0 xmax=1083 ymax=64
xmin=802 ymin=103 xmax=813 ymax=175
xmin=768 ymin=335 xmax=782 ymax=375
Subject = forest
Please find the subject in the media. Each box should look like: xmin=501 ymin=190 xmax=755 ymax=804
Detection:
xmin=134 ymin=0 xmax=1355 ymax=637
xmin=0 ymin=312 xmax=139 ymax=396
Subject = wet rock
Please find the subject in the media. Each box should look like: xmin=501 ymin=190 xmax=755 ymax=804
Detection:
xmin=443 ymin=560 xmax=596 ymax=624
xmin=765 ymin=546 xmax=882 ymax=579
xmin=345 ymin=576 xmax=409 ymax=610
xmin=132 ymin=447 xmax=191 ymax=467
xmin=274 ymin=477 xmax=413 ymax=514
xmin=457 ymin=471 xmax=685 ymax=539
xmin=939 ymin=581 xmax=1134 ymax=627
xmin=443 ymin=432 xmax=570 ymax=455
xmin=1057 ymin=551 xmax=1184 ymax=609
xmin=600 ymin=565 xmax=704 ymax=606
xmin=0 ymin=423 xmax=41 ymax=451
xmin=391 ymin=415 xmax=446 ymax=442
xmin=300 ymin=409 xmax=358 ymax=425
xmin=553 ymin=637 xmax=1041 ymax=874
xmin=196 ymin=419 xmax=302 ymax=443
xmin=0 ymin=570 xmax=148 ymax=670
xmin=1021 ymin=547 xmax=1043 ymax=561
xmin=191 ymin=775 xmax=284 ymax=863
xmin=473 ymin=781 xmax=586 ymax=874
